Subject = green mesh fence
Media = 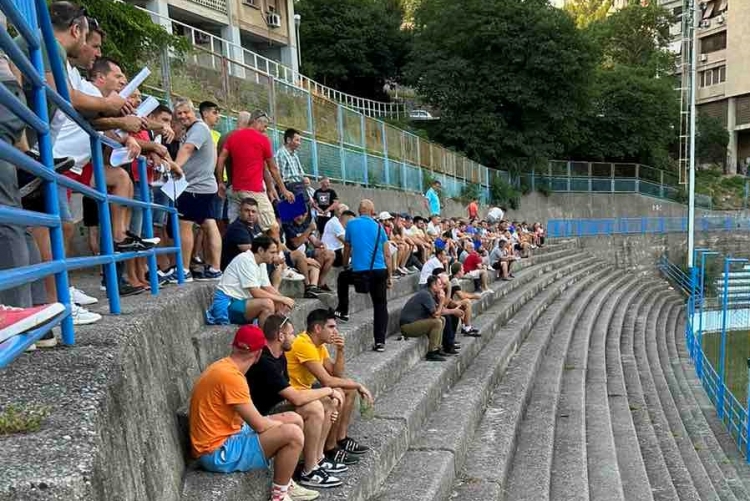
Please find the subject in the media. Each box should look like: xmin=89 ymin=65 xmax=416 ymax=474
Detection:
xmin=364 ymin=117 xmax=384 ymax=153
xmin=275 ymin=80 xmax=309 ymax=133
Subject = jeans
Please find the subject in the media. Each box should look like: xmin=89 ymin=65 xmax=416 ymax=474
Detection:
xmin=0 ymin=80 xmax=45 ymax=307
xmin=442 ymin=314 xmax=458 ymax=350
xmin=336 ymin=268 xmax=389 ymax=344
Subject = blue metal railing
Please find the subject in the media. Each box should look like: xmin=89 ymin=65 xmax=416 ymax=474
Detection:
xmin=659 ymin=252 xmax=750 ymax=460
xmin=548 ymin=215 xmax=749 ymax=238
xmin=0 ymin=0 xmax=184 ymax=367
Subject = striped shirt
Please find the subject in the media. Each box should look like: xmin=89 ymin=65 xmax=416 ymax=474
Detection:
xmin=275 ymin=146 xmax=305 ymax=183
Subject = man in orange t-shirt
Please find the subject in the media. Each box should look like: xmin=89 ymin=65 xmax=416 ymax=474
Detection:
xmin=189 ymin=325 xmax=314 ymax=501
xmin=467 ymin=198 xmax=479 ymax=220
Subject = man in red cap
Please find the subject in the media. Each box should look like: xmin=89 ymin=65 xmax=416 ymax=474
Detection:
xmin=189 ymin=325 xmax=318 ymax=501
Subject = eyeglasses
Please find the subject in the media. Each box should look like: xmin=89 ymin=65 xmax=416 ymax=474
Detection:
xmin=280 ymin=316 xmax=290 ymax=329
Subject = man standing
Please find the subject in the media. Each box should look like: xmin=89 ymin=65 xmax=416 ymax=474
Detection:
xmin=172 ymin=99 xmax=222 ymax=281
xmin=334 ymin=200 xmax=391 ymax=352
xmin=246 ymin=315 xmax=347 ymax=490
xmin=467 ymin=197 xmax=479 ymax=220
xmin=199 ymin=101 xmax=221 ymax=146
xmin=206 ymin=236 xmax=294 ymax=326
xmin=216 ymin=110 xmax=293 ymax=239
xmin=311 ymin=177 xmax=340 ymax=234
xmin=423 ymin=179 xmax=441 ymax=216
xmin=275 ymin=128 xmax=308 ymax=201
xmin=188 ymin=325 xmax=310 ymax=501
xmin=286 ymin=310 xmax=373 ymax=463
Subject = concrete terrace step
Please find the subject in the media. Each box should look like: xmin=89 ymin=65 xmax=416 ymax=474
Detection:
xmin=667 ymin=306 xmax=750 ymax=500
xmin=180 ymin=253 xmax=602 ymax=501
xmin=636 ymin=291 xmax=713 ymax=501
xmin=548 ymin=272 xmax=635 ymax=501
xmin=372 ymin=265 xmax=617 ymax=501
xmin=620 ymin=282 xmax=680 ymax=501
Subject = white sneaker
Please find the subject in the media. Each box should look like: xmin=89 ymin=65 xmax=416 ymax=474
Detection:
xmin=288 ymin=480 xmax=320 ymax=500
xmin=69 ymin=286 xmax=98 ymax=306
xmin=282 ymin=268 xmax=306 ymax=281
xmin=399 ymin=267 xmax=411 ymax=275
xmin=72 ymin=304 xmax=102 ymax=325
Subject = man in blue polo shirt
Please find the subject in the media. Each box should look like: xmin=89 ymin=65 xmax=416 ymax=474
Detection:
xmin=424 ymin=180 xmax=441 ymax=216
xmin=334 ymin=199 xmax=391 ymax=352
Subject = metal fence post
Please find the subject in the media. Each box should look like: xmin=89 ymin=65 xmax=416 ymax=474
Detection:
xmin=336 ymin=104 xmax=346 ymax=182
xmin=269 ymin=78 xmax=279 ymax=151
xmin=660 ymin=170 xmax=665 ymax=199
xmin=719 ymin=257 xmax=730 ymax=419
xmin=361 ymin=113 xmax=368 ymax=186
xmin=306 ymin=91 xmax=319 ymax=179
xmin=567 ymin=161 xmax=571 ymax=192
xmin=137 ymin=157 xmax=159 ymax=294
xmin=381 ymin=122 xmax=390 ymax=187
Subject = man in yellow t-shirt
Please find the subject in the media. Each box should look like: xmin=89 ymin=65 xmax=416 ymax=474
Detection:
xmin=286 ymin=309 xmax=374 ymax=464
xmin=189 ymin=325 xmax=316 ymax=501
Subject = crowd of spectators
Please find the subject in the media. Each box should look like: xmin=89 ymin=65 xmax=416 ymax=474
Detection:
xmin=0 ymin=3 xmax=546 ymax=499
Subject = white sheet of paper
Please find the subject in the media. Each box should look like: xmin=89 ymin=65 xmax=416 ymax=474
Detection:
xmin=109 ymin=147 xmax=134 ymax=167
xmin=160 ymin=176 xmax=189 ymax=201
xmin=136 ymin=96 xmax=160 ymax=118
xmin=119 ymin=67 xmax=151 ymax=98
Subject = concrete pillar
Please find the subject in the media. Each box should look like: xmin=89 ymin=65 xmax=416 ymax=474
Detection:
xmin=221 ymin=25 xmax=245 ymax=78
xmin=727 ymin=97 xmax=738 ymax=175
xmin=145 ymin=0 xmax=172 ymax=33
xmin=280 ymin=0 xmax=300 ymax=81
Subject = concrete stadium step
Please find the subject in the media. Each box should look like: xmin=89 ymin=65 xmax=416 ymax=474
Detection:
xmin=371 ymin=264 xmax=616 ymax=500
xmin=548 ymin=272 xmax=633 ymax=501
xmin=189 ymin=245 xmax=580 ymax=372
xmin=666 ymin=306 xmax=750 ymax=500
xmin=638 ymin=293 xmax=717 ymax=501
xmin=503 ymin=268 xmax=624 ymax=501
xmin=179 ymin=252 xmax=598 ymax=501
xmin=343 ymin=260 xmax=607 ymax=501
xmin=661 ymin=303 xmax=743 ymax=501
xmin=441 ymin=267 xmax=617 ymax=501
xmin=584 ymin=274 xmax=644 ymax=501
xmin=619 ymin=282 xmax=680 ymax=501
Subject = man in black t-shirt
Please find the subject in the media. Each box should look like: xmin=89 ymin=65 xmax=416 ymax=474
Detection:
xmin=312 ymin=177 xmax=340 ymax=234
xmin=220 ymin=197 xmax=263 ymax=270
xmin=246 ymin=315 xmax=348 ymax=488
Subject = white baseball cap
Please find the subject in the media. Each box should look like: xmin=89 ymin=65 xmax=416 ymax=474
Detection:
xmin=378 ymin=211 xmax=393 ymax=221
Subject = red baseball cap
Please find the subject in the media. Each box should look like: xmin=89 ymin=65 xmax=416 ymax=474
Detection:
xmin=232 ymin=325 xmax=266 ymax=352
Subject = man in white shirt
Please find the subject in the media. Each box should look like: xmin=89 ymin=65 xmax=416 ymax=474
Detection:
xmin=426 ymin=214 xmax=441 ymax=240
xmin=206 ymin=236 xmax=295 ymax=327
xmin=419 ymin=248 xmax=448 ymax=285
xmin=321 ymin=207 xmax=355 ymax=268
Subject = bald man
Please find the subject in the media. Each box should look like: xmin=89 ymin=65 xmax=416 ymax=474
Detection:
xmin=334 ymin=199 xmax=392 ymax=352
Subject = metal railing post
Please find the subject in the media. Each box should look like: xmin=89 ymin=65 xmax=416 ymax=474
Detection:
xmin=137 ymin=157 xmax=159 ymax=294
xmin=306 ymin=91 xmax=319 ymax=178
xmin=382 ymin=122 xmax=390 ymax=186
xmin=361 ymin=113 xmax=368 ymax=186
xmin=336 ymin=104 xmax=346 ymax=182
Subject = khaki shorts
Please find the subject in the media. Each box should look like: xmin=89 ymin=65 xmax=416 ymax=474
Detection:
xmin=229 ymin=189 xmax=276 ymax=231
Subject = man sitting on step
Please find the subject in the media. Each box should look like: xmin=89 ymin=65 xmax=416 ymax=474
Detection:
xmin=188 ymin=325 xmax=314 ymax=501
xmin=399 ymin=275 xmax=448 ymax=362
xmin=206 ymin=236 xmax=295 ymax=327
xmin=246 ymin=314 xmax=347 ymax=490
xmin=286 ymin=309 xmax=374 ymax=461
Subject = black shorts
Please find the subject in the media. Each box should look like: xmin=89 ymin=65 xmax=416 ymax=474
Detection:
xmin=83 ymin=196 xmax=99 ymax=227
xmin=176 ymin=192 xmax=217 ymax=224
xmin=333 ymin=248 xmax=344 ymax=267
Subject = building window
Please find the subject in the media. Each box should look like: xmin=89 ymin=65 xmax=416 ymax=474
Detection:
xmin=266 ymin=0 xmax=278 ymax=12
xmin=700 ymin=66 xmax=726 ymax=88
xmin=701 ymin=32 xmax=727 ymax=54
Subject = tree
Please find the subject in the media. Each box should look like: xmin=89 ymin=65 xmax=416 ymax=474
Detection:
xmin=75 ymin=0 xmax=188 ymax=76
xmin=564 ymin=0 xmax=613 ymax=28
xmin=296 ymin=0 xmax=412 ymax=100
xmin=697 ymin=113 xmax=729 ymax=167
xmin=408 ymin=0 xmax=595 ymax=165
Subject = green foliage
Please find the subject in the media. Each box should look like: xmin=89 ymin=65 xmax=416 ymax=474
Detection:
xmin=409 ymin=0 xmax=594 ymax=165
xmin=296 ymin=0 xmax=412 ymax=100
xmin=75 ymin=0 xmax=189 ymax=76
xmin=564 ymin=0 xmax=613 ymax=28
xmin=697 ymin=113 xmax=729 ymax=167
xmin=0 ymin=404 xmax=50 ymax=435
xmin=490 ymin=176 xmax=520 ymax=210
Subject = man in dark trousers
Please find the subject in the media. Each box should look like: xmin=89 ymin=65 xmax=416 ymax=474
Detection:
xmin=333 ymin=199 xmax=392 ymax=352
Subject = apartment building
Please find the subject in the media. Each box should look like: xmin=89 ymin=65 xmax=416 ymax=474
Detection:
xmin=662 ymin=0 xmax=749 ymax=174
xmin=132 ymin=0 xmax=299 ymax=74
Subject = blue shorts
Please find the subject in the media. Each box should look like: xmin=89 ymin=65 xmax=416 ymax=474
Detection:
xmin=152 ymin=186 xmax=170 ymax=227
xmin=176 ymin=191 xmax=217 ymax=224
xmin=197 ymin=423 xmax=268 ymax=473
xmin=58 ymin=185 xmax=73 ymax=222
xmin=228 ymin=297 xmax=251 ymax=325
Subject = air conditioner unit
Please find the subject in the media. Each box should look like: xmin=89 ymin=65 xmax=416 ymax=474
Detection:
xmin=700 ymin=54 xmax=709 ymax=62
xmin=266 ymin=13 xmax=282 ymax=28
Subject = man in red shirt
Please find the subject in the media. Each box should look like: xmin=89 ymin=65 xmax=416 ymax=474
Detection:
xmin=461 ymin=240 xmax=490 ymax=293
xmin=467 ymin=198 xmax=479 ymax=220
xmin=216 ymin=110 xmax=293 ymax=241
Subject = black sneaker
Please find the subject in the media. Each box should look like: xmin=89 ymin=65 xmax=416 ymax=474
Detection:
xmin=338 ymin=437 xmax=369 ymax=455
xmin=372 ymin=343 xmax=385 ymax=353
xmin=333 ymin=310 xmax=349 ymax=322
xmin=426 ymin=350 xmax=446 ymax=362
xmin=308 ymin=285 xmax=325 ymax=295
xmin=196 ymin=268 xmax=222 ymax=281
xmin=326 ymin=448 xmax=359 ymax=465
xmin=191 ymin=267 xmax=206 ymax=280
xmin=463 ymin=327 xmax=481 ymax=337
xmin=114 ymin=237 xmax=141 ymax=252
xmin=298 ymin=466 xmax=342 ymax=488
xmin=319 ymin=284 xmax=333 ymax=293
xmin=319 ymin=456 xmax=348 ymax=474
xmin=119 ymin=283 xmax=145 ymax=297
xmin=442 ymin=346 xmax=459 ymax=356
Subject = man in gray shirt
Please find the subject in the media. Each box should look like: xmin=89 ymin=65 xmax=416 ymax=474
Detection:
xmin=399 ymin=275 xmax=446 ymax=361
xmin=172 ymin=99 xmax=222 ymax=282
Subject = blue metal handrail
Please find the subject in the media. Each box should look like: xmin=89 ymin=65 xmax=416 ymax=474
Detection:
xmin=0 ymin=0 xmax=185 ymax=367
xmin=548 ymin=216 xmax=747 ymax=238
